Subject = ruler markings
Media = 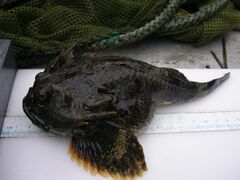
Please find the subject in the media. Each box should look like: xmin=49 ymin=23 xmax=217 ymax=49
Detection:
xmin=1 ymin=112 xmax=240 ymax=137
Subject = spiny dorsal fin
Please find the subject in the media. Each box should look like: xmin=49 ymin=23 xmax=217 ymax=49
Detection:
xmin=45 ymin=41 xmax=79 ymax=73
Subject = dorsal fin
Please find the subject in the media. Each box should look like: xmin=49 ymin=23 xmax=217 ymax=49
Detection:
xmin=45 ymin=41 xmax=79 ymax=73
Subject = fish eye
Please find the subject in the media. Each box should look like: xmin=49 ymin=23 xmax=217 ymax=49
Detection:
xmin=37 ymin=91 xmax=50 ymax=104
xmin=34 ymin=84 xmax=53 ymax=104
xmin=64 ymin=94 xmax=73 ymax=106
xmin=39 ymin=92 xmax=46 ymax=100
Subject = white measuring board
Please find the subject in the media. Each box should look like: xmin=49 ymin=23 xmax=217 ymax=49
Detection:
xmin=1 ymin=111 xmax=240 ymax=137
xmin=1 ymin=69 xmax=240 ymax=137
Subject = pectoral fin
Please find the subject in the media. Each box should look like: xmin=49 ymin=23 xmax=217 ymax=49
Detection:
xmin=69 ymin=122 xmax=147 ymax=179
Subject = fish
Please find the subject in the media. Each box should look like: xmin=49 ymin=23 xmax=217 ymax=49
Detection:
xmin=22 ymin=47 xmax=230 ymax=179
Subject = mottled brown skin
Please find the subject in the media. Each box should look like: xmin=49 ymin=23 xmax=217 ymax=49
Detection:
xmin=23 ymin=50 xmax=229 ymax=179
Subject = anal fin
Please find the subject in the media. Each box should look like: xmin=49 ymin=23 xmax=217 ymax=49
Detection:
xmin=69 ymin=122 xmax=147 ymax=179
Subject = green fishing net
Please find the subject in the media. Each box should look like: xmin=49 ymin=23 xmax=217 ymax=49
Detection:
xmin=0 ymin=0 xmax=240 ymax=67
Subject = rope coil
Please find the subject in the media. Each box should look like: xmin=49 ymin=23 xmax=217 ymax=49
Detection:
xmin=84 ymin=0 xmax=228 ymax=50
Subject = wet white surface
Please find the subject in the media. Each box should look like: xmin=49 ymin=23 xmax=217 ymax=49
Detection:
xmin=1 ymin=131 xmax=240 ymax=180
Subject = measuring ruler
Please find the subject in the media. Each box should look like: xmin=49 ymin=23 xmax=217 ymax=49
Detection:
xmin=1 ymin=111 xmax=240 ymax=137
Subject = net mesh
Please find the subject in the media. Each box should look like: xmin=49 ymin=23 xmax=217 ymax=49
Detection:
xmin=163 ymin=1 xmax=240 ymax=45
xmin=0 ymin=0 xmax=240 ymax=67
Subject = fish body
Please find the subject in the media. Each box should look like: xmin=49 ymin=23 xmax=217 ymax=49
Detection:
xmin=23 ymin=52 xmax=229 ymax=179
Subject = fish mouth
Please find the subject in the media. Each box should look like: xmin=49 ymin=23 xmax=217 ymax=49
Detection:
xmin=22 ymin=90 xmax=50 ymax=131
xmin=22 ymin=90 xmax=72 ymax=136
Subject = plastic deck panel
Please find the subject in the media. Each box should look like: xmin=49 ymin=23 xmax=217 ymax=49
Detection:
xmin=0 ymin=40 xmax=16 ymax=134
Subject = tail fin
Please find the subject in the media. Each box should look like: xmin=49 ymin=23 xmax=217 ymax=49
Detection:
xmin=153 ymin=70 xmax=230 ymax=105
xmin=198 ymin=72 xmax=230 ymax=97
